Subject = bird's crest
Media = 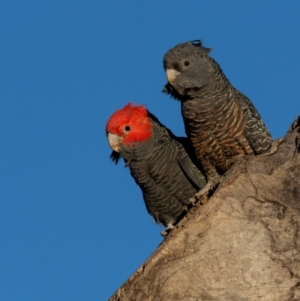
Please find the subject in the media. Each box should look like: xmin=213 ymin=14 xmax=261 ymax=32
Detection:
xmin=106 ymin=103 xmax=152 ymax=145
xmin=190 ymin=40 xmax=203 ymax=47
xmin=190 ymin=40 xmax=212 ymax=54
xmin=106 ymin=103 xmax=147 ymax=133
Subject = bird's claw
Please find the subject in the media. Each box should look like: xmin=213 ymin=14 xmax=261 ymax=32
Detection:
xmin=160 ymin=223 xmax=175 ymax=238
xmin=194 ymin=177 xmax=219 ymax=202
xmin=262 ymin=138 xmax=284 ymax=156
xmin=189 ymin=197 xmax=197 ymax=205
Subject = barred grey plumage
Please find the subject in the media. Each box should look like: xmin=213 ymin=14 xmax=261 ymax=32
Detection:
xmin=163 ymin=41 xmax=272 ymax=196
xmin=106 ymin=103 xmax=206 ymax=236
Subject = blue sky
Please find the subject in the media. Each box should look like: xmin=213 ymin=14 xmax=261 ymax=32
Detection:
xmin=1 ymin=1 xmax=300 ymax=300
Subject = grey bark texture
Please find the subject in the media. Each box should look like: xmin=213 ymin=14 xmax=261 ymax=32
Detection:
xmin=108 ymin=117 xmax=300 ymax=301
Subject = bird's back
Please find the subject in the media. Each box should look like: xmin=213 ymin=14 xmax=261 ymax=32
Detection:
xmin=127 ymin=119 xmax=205 ymax=226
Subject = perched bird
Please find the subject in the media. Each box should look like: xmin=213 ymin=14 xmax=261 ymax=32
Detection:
xmin=163 ymin=40 xmax=272 ymax=197
xmin=106 ymin=103 xmax=206 ymax=236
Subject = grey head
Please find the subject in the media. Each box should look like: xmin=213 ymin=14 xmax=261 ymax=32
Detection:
xmin=163 ymin=40 xmax=215 ymax=98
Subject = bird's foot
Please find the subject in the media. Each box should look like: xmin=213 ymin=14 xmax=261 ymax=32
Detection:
xmin=160 ymin=222 xmax=175 ymax=238
xmin=189 ymin=197 xmax=197 ymax=206
xmin=262 ymin=138 xmax=284 ymax=156
xmin=191 ymin=175 xmax=220 ymax=204
xmin=194 ymin=181 xmax=214 ymax=199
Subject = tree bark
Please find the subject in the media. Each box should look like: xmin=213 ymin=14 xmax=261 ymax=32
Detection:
xmin=109 ymin=117 xmax=300 ymax=301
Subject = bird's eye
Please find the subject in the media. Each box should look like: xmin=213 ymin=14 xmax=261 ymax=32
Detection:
xmin=184 ymin=61 xmax=190 ymax=67
xmin=125 ymin=125 xmax=131 ymax=132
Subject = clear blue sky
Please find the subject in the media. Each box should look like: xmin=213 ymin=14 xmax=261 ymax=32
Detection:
xmin=1 ymin=1 xmax=299 ymax=300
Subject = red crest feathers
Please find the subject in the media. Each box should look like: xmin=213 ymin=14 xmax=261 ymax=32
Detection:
xmin=106 ymin=103 xmax=152 ymax=144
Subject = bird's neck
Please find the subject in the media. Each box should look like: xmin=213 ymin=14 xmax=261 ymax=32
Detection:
xmin=120 ymin=121 xmax=172 ymax=162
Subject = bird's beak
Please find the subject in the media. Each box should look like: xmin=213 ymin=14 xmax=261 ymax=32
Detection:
xmin=107 ymin=133 xmax=123 ymax=152
xmin=166 ymin=68 xmax=181 ymax=85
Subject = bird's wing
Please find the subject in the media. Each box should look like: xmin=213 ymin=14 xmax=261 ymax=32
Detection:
xmin=234 ymin=89 xmax=273 ymax=154
xmin=129 ymin=161 xmax=183 ymax=226
xmin=176 ymin=137 xmax=207 ymax=189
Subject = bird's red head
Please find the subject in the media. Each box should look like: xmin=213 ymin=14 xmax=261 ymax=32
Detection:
xmin=106 ymin=103 xmax=153 ymax=150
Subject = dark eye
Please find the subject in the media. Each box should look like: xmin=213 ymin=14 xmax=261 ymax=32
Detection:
xmin=125 ymin=125 xmax=131 ymax=131
xmin=184 ymin=61 xmax=190 ymax=67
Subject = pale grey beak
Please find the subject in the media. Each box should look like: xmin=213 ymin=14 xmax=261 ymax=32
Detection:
xmin=166 ymin=68 xmax=181 ymax=84
xmin=107 ymin=133 xmax=123 ymax=152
